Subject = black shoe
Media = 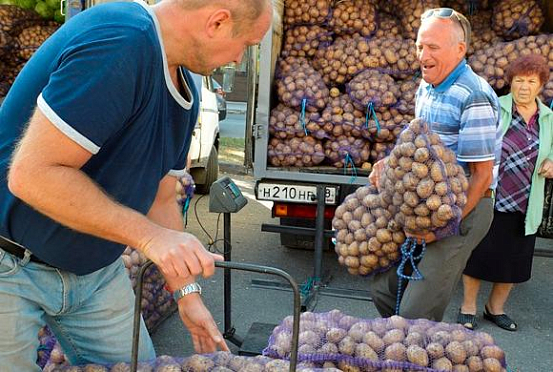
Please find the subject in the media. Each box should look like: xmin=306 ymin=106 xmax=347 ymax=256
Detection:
xmin=483 ymin=306 xmax=518 ymax=331
xmin=456 ymin=309 xmax=477 ymax=330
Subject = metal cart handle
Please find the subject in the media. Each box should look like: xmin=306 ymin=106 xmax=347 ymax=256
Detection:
xmin=131 ymin=260 xmax=301 ymax=372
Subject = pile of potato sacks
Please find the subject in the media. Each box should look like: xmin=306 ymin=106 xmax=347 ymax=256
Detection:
xmin=0 ymin=5 xmax=60 ymax=98
xmin=264 ymin=310 xmax=509 ymax=372
xmin=332 ymin=118 xmax=468 ymax=277
xmin=269 ymin=0 xmax=552 ymax=171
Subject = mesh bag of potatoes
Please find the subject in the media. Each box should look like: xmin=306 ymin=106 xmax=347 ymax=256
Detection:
xmin=393 ymin=0 xmax=441 ymax=40
xmin=492 ymin=0 xmax=545 ymax=40
xmin=269 ymin=103 xmax=327 ymax=140
xmin=283 ymin=0 xmax=332 ymax=27
xmin=370 ymin=142 xmax=396 ymax=164
xmin=332 ymin=184 xmax=405 ymax=277
xmin=394 ymin=76 xmax=421 ymax=116
xmin=281 ymin=25 xmax=333 ymax=59
xmin=467 ymin=11 xmax=502 ymax=57
xmin=539 ymin=77 xmax=553 ymax=107
xmin=319 ymin=91 xmax=366 ymax=139
xmin=382 ymin=118 xmax=469 ymax=238
xmin=276 ymin=56 xmax=329 ymax=112
xmin=329 ymin=0 xmax=377 ymax=37
xmin=43 ymin=352 xmax=338 ymax=371
xmin=346 ymin=69 xmax=400 ymax=113
xmin=374 ymin=13 xmax=403 ymax=39
xmin=312 ymin=34 xmax=372 ymax=86
xmin=364 ymin=37 xmax=420 ymax=79
xmin=0 ymin=5 xmax=44 ymax=36
xmin=16 ymin=23 xmax=59 ymax=61
xmin=363 ymin=108 xmax=412 ymax=144
xmin=323 ymin=135 xmax=371 ymax=169
xmin=263 ymin=310 xmax=509 ymax=372
xmin=468 ymin=34 xmax=553 ymax=91
xmin=268 ymin=136 xmax=326 ymax=167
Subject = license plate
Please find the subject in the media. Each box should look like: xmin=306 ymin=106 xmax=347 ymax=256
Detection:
xmin=256 ymin=183 xmax=338 ymax=204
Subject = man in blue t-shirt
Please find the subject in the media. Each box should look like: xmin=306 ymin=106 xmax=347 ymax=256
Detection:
xmin=0 ymin=0 xmax=272 ymax=369
xmin=368 ymin=9 xmax=501 ymax=321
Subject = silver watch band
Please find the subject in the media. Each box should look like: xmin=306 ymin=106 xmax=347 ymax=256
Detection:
xmin=173 ymin=282 xmax=202 ymax=301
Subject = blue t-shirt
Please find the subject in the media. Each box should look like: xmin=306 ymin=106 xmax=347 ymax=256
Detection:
xmin=0 ymin=1 xmax=199 ymax=275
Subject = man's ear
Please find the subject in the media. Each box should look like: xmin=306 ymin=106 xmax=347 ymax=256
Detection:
xmin=458 ymin=41 xmax=467 ymax=57
xmin=205 ymin=9 xmax=232 ymax=38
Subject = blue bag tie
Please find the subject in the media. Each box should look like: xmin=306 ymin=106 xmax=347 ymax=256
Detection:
xmin=365 ymin=101 xmax=381 ymax=134
xmin=300 ymin=98 xmax=309 ymax=136
xmin=395 ymin=237 xmax=426 ymax=315
xmin=343 ymin=152 xmax=358 ymax=184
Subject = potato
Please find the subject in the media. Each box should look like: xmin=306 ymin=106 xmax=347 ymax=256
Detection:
xmin=466 ymin=356 xmax=484 ymax=372
xmin=330 ymin=0 xmax=377 ymax=37
xmin=383 ymin=329 xmax=405 ymax=345
xmin=283 ymin=0 xmax=331 ymax=26
xmin=282 ymin=25 xmax=332 ymax=59
xmin=433 ymin=357 xmax=453 ymax=371
xmin=384 ymin=342 xmax=407 ymax=362
xmin=446 ymin=341 xmax=468 ymax=364
xmin=363 ymin=331 xmax=385 ymax=352
xmin=404 ymin=331 xmax=425 ymax=348
xmin=183 ymin=354 xmax=216 ymax=371
xmin=354 ymin=343 xmax=379 ymax=359
xmin=480 ymin=345 xmax=505 ymax=361
xmin=406 ymin=345 xmax=429 ymax=367
xmin=482 ymin=358 xmax=503 ymax=372
xmin=338 ymin=336 xmax=357 ymax=355
xmin=426 ymin=342 xmax=445 ymax=359
xmin=318 ymin=342 xmax=339 ymax=354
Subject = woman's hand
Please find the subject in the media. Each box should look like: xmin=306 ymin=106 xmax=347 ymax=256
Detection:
xmin=538 ymin=159 xmax=553 ymax=179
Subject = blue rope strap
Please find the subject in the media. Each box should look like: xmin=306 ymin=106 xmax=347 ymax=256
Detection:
xmin=395 ymin=237 xmax=426 ymax=315
xmin=468 ymin=0 xmax=476 ymax=15
xmin=549 ymin=100 xmax=553 ymax=110
xmin=343 ymin=152 xmax=358 ymax=184
xmin=300 ymin=276 xmax=321 ymax=297
xmin=365 ymin=101 xmax=381 ymax=133
xmin=300 ymin=98 xmax=309 ymax=136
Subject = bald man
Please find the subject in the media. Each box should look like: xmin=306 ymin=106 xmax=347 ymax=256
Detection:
xmin=0 ymin=0 xmax=272 ymax=369
xmin=368 ymin=8 xmax=502 ymax=321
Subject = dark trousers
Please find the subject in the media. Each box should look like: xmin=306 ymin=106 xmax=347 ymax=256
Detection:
xmin=368 ymin=197 xmax=494 ymax=321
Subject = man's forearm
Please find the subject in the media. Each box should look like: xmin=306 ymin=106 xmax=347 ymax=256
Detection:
xmin=146 ymin=192 xmax=197 ymax=290
xmin=8 ymin=163 xmax=161 ymax=252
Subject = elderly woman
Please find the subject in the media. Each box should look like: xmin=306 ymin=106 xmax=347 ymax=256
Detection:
xmin=458 ymin=54 xmax=553 ymax=331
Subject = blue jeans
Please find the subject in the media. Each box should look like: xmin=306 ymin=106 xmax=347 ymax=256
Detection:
xmin=0 ymin=248 xmax=156 ymax=371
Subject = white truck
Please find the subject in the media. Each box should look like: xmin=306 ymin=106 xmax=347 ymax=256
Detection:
xmin=247 ymin=1 xmax=553 ymax=249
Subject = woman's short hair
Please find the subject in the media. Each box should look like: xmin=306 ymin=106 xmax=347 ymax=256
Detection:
xmin=505 ymin=54 xmax=550 ymax=86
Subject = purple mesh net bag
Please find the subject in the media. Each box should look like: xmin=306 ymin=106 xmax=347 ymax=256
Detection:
xmin=323 ymin=136 xmax=371 ymax=169
xmin=268 ymin=136 xmax=325 ymax=168
xmin=492 ymin=0 xmax=544 ymax=40
xmin=264 ymin=310 xmax=509 ymax=372
xmin=43 ymin=352 xmax=339 ymax=371
xmin=281 ymin=25 xmax=333 ymax=60
xmin=382 ymin=118 xmax=468 ymax=240
xmin=328 ymin=0 xmax=377 ymax=37
xmin=283 ymin=0 xmax=332 ymax=27
xmin=276 ymin=57 xmax=329 ymax=113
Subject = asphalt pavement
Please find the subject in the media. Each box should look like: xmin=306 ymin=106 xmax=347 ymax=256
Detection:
xmin=150 ymin=170 xmax=553 ymax=371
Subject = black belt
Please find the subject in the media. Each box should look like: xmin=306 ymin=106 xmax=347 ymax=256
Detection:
xmin=0 ymin=235 xmax=51 ymax=266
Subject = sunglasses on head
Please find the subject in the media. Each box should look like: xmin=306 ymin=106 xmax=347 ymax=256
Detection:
xmin=421 ymin=8 xmax=469 ymax=43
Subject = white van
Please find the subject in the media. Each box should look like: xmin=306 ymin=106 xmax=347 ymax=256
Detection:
xmin=188 ymin=74 xmax=220 ymax=194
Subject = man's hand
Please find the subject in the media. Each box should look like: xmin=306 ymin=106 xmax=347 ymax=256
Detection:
xmin=368 ymin=158 xmax=386 ymax=189
xmin=176 ymin=294 xmax=229 ymax=353
xmin=405 ymin=230 xmax=436 ymax=245
xmin=140 ymin=230 xmax=223 ymax=279
xmin=538 ymin=159 xmax=553 ymax=179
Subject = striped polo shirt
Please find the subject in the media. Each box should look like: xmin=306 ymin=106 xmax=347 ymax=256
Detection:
xmin=416 ymin=59 xmax=502 ymax=188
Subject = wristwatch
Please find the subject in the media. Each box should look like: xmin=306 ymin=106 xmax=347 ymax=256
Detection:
xmin=172 ymin=282 xmax=202 ymax=302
